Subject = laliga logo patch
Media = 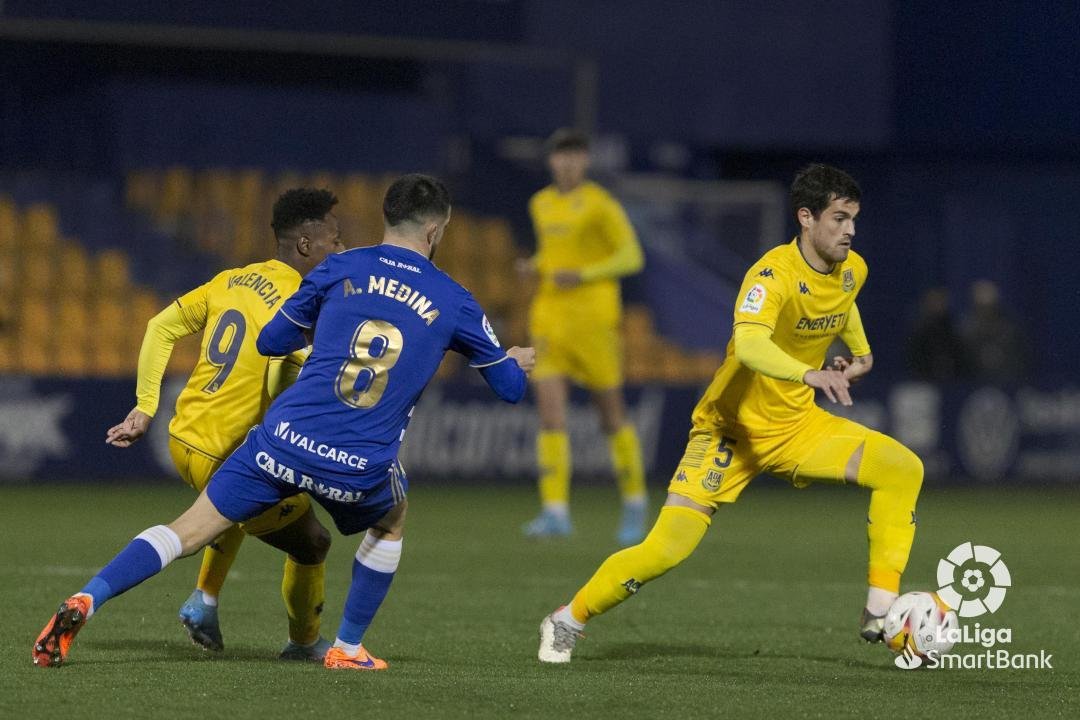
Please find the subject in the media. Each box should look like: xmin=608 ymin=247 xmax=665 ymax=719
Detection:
xmin=481 ymin=314 xmax=500 ymax=347
xmin=937 ymin=542 xmax=1011 ymax=617
xmin=740 ymin=284 xmax=767 ymax=314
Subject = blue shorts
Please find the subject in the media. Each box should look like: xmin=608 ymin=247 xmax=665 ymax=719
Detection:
xmin=206 ymin=429 xmax=407 ymax=536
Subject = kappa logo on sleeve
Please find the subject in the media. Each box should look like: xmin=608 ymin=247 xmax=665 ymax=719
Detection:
xmin=739 ymin=284 xmax=767 ymax=314
xmin=482 ymin=314 xmax=501 ymax=347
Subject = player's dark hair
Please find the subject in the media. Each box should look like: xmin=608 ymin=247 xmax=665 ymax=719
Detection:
xmin=545 ymin=127 xmax=590 ymax=155
xmin=791 ymin=164 xmax=861 ymax=218
xmin=383 ymin=174 xmax=451 ymax=227
xmin=271 ymin=188 xmax=338 ymax=236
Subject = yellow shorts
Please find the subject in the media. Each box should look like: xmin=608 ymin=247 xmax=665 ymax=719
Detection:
xmin=529 ymin=309 xmax=623 ymax=391
xmin=668 ymin=407 xmax=877 ymax=507
xmin=168 ymin=436 xmax=310 ymax=537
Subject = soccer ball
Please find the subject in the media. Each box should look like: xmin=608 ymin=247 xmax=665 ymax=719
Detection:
xmin=883 ymin=591 xmax=959 ymax=658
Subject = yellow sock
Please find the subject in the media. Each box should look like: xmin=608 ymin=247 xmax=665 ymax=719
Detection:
xmin=281 ymin=558 xmax=326 ymax=646
xmin=857 ymin=432 xmax=924 ymax=594
xmin=537 ymin=430 xmax=571 ymax=508
xmin=609 ymin=425 xmax=646 ymax=503
xmin=570 ymin=505 xmax=710 ymax=623
xmin=197 ymin=524 xmax=245 ymax=599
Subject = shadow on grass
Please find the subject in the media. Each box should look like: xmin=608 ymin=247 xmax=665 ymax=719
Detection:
xmin=80 ymin=638 xmax=286 ymax=664
xmin=585 ymin=641 xmax=888 ymax=671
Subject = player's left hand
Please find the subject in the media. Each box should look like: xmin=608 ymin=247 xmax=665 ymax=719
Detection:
xmin=507 ymin=346 xmax=537 ymax=374
xmin=552 ymin=270 xmax=583 ymax=289
xmin=831 ymin=353 xmax=873 ymax=383
xmin=106 ymin=408 xmax=152 ymax=448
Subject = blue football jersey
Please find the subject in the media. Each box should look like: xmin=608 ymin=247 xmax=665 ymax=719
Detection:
xmin=258 ymin=244 xmax=522 ymax=478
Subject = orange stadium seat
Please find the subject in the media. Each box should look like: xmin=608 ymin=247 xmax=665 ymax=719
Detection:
xmin=96 ymin=249 xmax=132 ymax=296
xmin=57 ymin=242 xmax=91 ymax=297
xmin=157 ymin=166 xmax=194 ymax=226
xmin=16 ymin=294 xmax=51 ymax=339
xmin=19 ymin=252 xmax=57 ymax=295
xmin=0 ymin=195 xmax=17 ymax=250
xmin=22 ymin=203 xmax=60 ymax=249
xmin=0 ymin=335 xmax=14 ymax=373
xmin=17 ymin=342 xmax=51 ymax=375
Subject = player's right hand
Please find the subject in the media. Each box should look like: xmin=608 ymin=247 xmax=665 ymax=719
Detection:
xmin=803 ymin=369 xmax=852 ymax=406
xmin=105 ymin=408 xmax=153 ymax=447
xmin=507 ymin=346 xmax=536 ymax=374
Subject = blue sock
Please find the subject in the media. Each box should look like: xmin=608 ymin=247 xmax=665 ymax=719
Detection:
xmin=78 ymin=526 xmax=183 ymax=611
xmin=337 ymin=536 xmax=402 ymax=645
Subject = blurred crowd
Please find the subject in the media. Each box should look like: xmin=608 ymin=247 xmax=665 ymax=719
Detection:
xmin=905 ymin=280 xmax=1025 ymax=386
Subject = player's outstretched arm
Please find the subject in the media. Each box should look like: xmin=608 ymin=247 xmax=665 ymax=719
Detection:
xmin=108 ymin=297 xmax=206 ymax=447
xmin=477 ymin=347 xmax=533 ymax=403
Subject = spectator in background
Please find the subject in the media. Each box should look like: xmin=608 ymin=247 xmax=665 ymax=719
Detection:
xmin=962 ymin=279 xmax=1025 ymax=385
xmin=906 ymin=287 xmax=970 ymax=382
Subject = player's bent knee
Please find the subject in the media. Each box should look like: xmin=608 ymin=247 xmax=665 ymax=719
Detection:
xmin=170 ymin=493 xmax=235 ymax=556
xmin=299 ymin=522 xmax=332 ymax=564
xmin=313 ymin=524 xmax=332 ymax=561
xmin=861 ymin=433 xmax=924 ymax=496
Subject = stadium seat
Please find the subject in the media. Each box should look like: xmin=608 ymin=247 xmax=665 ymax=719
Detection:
xmin=22 ymin=203 xmax=60 ymax=248
xmin=17 ymin=341 xmax=52 ymax=375
xmin=0 ymin=335 xmax=13 ymax=373
xmin=0 ymin=195 xmax=17 ymax=250
xmin=57 ymin=242 xmax=91 ymax=297
xmin=96 ymin=249 xmax=132 ymax=296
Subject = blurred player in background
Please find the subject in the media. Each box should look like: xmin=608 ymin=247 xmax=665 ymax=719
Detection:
xmin=538 ymin=164 xmax=925 ymax=662
xmin=35 ymin=174 xmax=535 ymax=671
xmin=520 ymin=128 xmax=647 ymax=544
xmin=103 ymin=188 xmax=344 ymax=660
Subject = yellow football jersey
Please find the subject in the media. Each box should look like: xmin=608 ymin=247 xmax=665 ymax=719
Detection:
xmin=528 ymin=180 xmax=642 ymax=325
xmin=692 ymin=239 xmax=870 ymax=435
xmin=167 ymin=259 xmax=302 ymax=459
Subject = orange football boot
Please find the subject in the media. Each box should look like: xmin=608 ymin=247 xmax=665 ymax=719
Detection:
xmin=33 ymin=595 xmax=93 ymax=667
xmin=323 ymin=645 xmax=388 ymax=671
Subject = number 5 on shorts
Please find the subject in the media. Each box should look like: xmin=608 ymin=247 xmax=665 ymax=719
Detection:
xmin=714 ymin=436 xmax=737 ymax=469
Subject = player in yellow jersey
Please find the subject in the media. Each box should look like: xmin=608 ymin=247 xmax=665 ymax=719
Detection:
xmin=521 ymin=129 xmax=647 ymax=544
xmin=537 ymin=164 xmax=925 ymax=662
xmin=104 ymin=188 xmax=345 ymax=659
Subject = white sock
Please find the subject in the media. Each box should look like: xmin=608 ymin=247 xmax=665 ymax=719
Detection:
xmin=199 ymin=590 xmax=218 ymax=607
xmin=623 ymin=496 xmax=646 ymax=509
xmin=333 ymin=638 xmax=360 ymax=654
xmin=542 ymin=502 xmax=569 ymax=518
xmin=554 ymin=605 xmax=584 ymax=632
xmin=356 ymin=534 xmax=403 ymax=573
xmin=135 ymin=525 xmax=183 ymax=567
xmin=866 ymin=586 xmax=898 ymax=616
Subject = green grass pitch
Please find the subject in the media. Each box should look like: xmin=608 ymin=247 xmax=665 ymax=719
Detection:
xmin=3 ymin=481 xmax=1078 ymax=718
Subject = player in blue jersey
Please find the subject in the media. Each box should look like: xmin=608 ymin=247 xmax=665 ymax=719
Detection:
xmin=33 ymin=174 xmax=535 ymax=671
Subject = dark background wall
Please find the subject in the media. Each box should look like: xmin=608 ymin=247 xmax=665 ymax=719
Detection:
xmin=2 ymin=0 xmax=1078 ymax=378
